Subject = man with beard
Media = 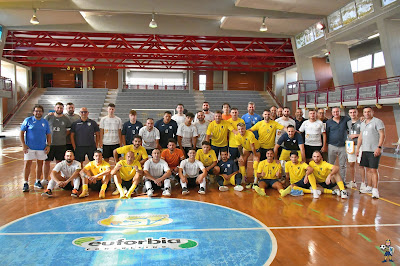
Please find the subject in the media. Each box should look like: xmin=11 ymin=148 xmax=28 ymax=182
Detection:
xmin=294 ymin=108 xmax=307 ymax=141
xmin=143 ymin=149 xmax=172 ymax=197
xmin=275 ymin=107 xmax=296 ymax=158
xmin=121 ymin=109 xmax=143 ymax=146
xmin=155 ymin=111 xmax=178 ymax=149
xmin=65 ymin=102 xmax=81 ymax=151
xmin=277 ymin=107 xmax=283 ymax=118
xmin=171 ymin=104 xmax=186 ymax=126
xmin=241 ymin=102 xmax=262 ymax=139
xmin=177 ymin=112 xmax=198 ymax=155
xmin=206 ymin=111 xmax=236 ymax=157
xmin=194 ymin=102 xmax=215 ymax=123
xmin=113 ymin=135 xmax=148 ymax=166
xmin=179 ymin=148 xmax=208 ymax=195
xmin=99 ymin=103 xmax=123 ymax=162
xmin=139 ymin=118 xmax=160 ymax=155
xmin=270 ymin=106 xmax=278 ymax=120
xmin=227 ymin=108 xmax=245 ymax=161
xmin=194 ymin=111 xmax=209 ymax=150
xmin=161 ymin=138 xmax=185 ymax=181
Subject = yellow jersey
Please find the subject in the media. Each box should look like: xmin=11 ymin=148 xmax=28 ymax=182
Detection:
xmin=250 ymin=120 xmax=284 ymax=149
xmin=227 ymin=118 xmax=245 ymax=148
xmin=115 ymin=145 xmax=148 ymax=162
xmin=235 ymin=130 xmax=260 ymax=151
xmin=84 ymin=160 xmax=111 ymax=176
xmin=116 ymin=160 xmax=142 ymax=181
xmin=285 ymin=161 xmax=309 ymax=184
xmin=206 ymin=120 xmax=234 ymax=147
xmin=257 ymin=160 xmax=282 ymax=180
xmin=308 ymin=161 xmax=333 ymax=183
xmin=195 ymin=149 xmax=218 ymax=167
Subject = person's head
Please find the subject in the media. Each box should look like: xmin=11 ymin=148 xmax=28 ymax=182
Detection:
xmin=167 ymin=138 xmax=177 ymax=151
xmin=349 ymin=108 xmax=358 ymax=120
xmin=163 ymin=111 xmax=172 ymax=123
xmin=270 ymin=106 xmax=277 ymax=116
xmin=132 ymin=135 xmax=142 ymax=148
xmin=220 ymin=148 xmax=229 ymax=162
xmin=214 ymin=110 xmax=222 ymax=123
xmin=262 ymin=109 xmax=271 ymax=121
xmin=277 ymin=107 xmax=283 ymax=117
xmin=64 ymin=150 xmax=75 ymax=163
xmin=146 ymin=118 xmax=154 ymax=129
xmin=196 ymin=111 xmax=205 ymax=122
xmin=129 ymin=110 xmax=137 ymax=122
xmin=308 ymin=109 xmax=316 ymax=121
xmin=222 ymin=103 xmax=231 ymax=114
xmin=66 ymin=102 xmax=75 ymax=116
xmin=151 ymin=148 xmax=161 ymax=162
xmin=230 ymin=108 xmax=239 ymax=119
xmin=201 ymin=141 xmax=211 ymax=153
xmin=125 ymin=151 xmax=135 ymax=164
xmin=237 ymin=122 xmax=246 ymax=136
xmin=176 ymin=104 xmax=184 ymax=115
xmin=185 ymin=112 xmax=194 ymax=125
xmin=283 ymin=107 xmax=290 ymax=118
xmin=312 ymin=150 xmax=323 ymax=164
xmin=32 ymin=105 xmax=44 ymax=119
xmin=363 ymin=107 xmax=374 ymax=120
xmin=187 ymin=148 xmax=196 ymax=160
xmin=287 ymin=125 xmax=296 ymax=138
xmin=54 ymin=102 xmax=64 ymax=115
xmin=202 ymin=102 xmax=210 ymax=112
xmin=332 ymin=107 xmax=341 ymax=118
xmin=79 ymin=107 xmax=89 ymax=120
xmin=295 ymin=108 xmax=303 ymax=119
xmin=290 ymin=151 xmax=299 ymax=163
xmin=107 ymin=103 xmax=115 ymax=116
xmin=93 ymin=150 xmax=103 ymax=163
xmin=247 ymin=102 xmax=255 ymax=115
xmin=265 ymin=149 xmax=274 ymax=161
xmin=317 ymin=108 xmax=326 ymax=120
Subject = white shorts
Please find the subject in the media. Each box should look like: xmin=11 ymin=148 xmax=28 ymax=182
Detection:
xmin=24 ymin=149 xmax=48 ymax=161
xmin=347 ymin=148 xmax=361 ymax=163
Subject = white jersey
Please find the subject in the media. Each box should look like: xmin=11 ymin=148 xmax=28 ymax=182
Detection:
xmin=143 ymin=159 xmax=170 ymax=178
xmin=299 ymin=120 xmax=325 ymax=146
xmin=194 ymin=121 xmax=209 ymax=148
xmin=171 ymin=114 xmax=186 ymax=126
xmin=275 ymin=117 xmax=296 ymax=144
xmin=194 ymin=112 xmax=214 ymax=123
xmin=177 ymin=123 xmax=198 ymax=148
xmin=99 ymin=116 xmax=123 ymax=145
xmin=179 ymin=159 xmax=205 ymax=178
xmin=139 ymin=126 xmax=160 ymax=150
xmin=53 ymin=160 xmax=81 ymax=179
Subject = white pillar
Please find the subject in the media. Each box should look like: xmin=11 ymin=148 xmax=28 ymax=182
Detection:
xmin=377 ymin=18 xmax=400 ymax=77
xmin=223 ymin=71 xmax=228 ymax=91
xmin=117 ymin=69 xmax=124 ymax=89
xmin=188 ymin=70 xmax=194 ymax=92
xmin=82 ymin=69 xmax=88 ymax=88
xmin=327 ymin=42 xmax=354 ymax=86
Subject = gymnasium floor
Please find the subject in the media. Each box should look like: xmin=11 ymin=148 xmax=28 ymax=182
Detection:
xmin=0 ymin=136 xmax=399 ymax=265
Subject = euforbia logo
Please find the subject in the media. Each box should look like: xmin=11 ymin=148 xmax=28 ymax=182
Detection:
xmin=73 ymin=236 xmax=198 ymax=251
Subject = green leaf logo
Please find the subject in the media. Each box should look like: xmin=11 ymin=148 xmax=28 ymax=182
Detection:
xmin=179 ymin=240 xmax=198 ymax=249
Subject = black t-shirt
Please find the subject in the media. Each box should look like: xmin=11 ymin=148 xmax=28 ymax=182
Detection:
xmin=277 ymin=132 xmax=304 ymax=151
xmin=122 ymin=121 xmax=143 ymax=145
xmin=154 ymin=119 xmax=178 ymax=148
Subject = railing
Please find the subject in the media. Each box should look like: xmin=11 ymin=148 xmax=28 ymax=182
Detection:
xmin=125 ymin=84 xmax=188 ymax=90
xmin=0 ymin=77 xmax=13 ymax=93
xmin=287 ymin=80 xmax=320 ymax=95
xmin=265 ymin=86 xmax=283 ymax=108
xmin=48 ymin=80 xmax=83 ymax=88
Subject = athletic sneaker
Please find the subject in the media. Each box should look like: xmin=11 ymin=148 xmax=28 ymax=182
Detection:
xmin=252 ymin=183 xmax=258 ymax=190
xmin=254 ymin=186 xmax=266 ymax=196
xmin=71 ymin=189 xmax=79 ymax=197
xmin=22 ymin=183 xmax=29 ymax=192
xmin=162 ymin=188 xmax=171 ymax=196
xmin=360 ymin=186 xmax=372 ymax=194
xmin=79 ymin=190 xmax=89 ymax=198
xmin=181 ymin=187 xmax=189 ymax=195
xmin=372 ymin=188 xmax=379 ymax=199
xmin=245 ymin=183 xmax=253 ymax=189
xmin=99 ymin=190 xmax=106 ymax=199
xmin=234 ymin=185 xmax=244 ymax=192
xmin=41 ymin=189 xmax=53 ymax=197
xmin=348 ymin=181 xmax=357 ymax=189
xmin=313 ymin=189 xmax=320 ymax=199
xmin=332 ymin=189 xmax=340 ymax=196
xmin=34 ymin=180 xmax=43 ymax=189
xmin=198 ymin=187 xmax=206 ymax=194
xmin=146 ymin=188 xmax=154 ymax=197
xmin=219 ymin=186 xmax=229 ymax=192
xmin=112 ymin=188 xmax=120 ymax=196
xmin=359 ymin=183 xmax=367 ymax=193
xmin=341 ymin=190 xmax=348 ymax=199
xmin=290 ymin=189 xmax=304 ymax=196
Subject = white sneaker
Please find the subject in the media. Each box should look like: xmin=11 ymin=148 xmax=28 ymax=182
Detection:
xmin=162 ymin=188 xmax=171 ymax=197
xmin=219 ymin=186 xmax=229 ymax=192
xmin=198 ymin=187 xmax=206 ymax=194
xmin=360 ymin=186 xmax=372 ymax=194
xmin=234 ymin=185 xmax=244 ymax=192
xmin=332 ymin=189 xmax=340 ymax=196
xmin=341 ymin=190 xmax=348 ymax=199
xmin=146 ymin=188 xmax=154 ymax=197
xmin=41 ymin=179 xmax=49 ymax=187
xmin=372 ymin=188 xmax=379 ymax=199
xmin=313 ymin=189 xmax=320 ymax=199
xmin=112 ymin=188 xmax=120 ymax=196
xmin=348 ymin=181 xmax=357 ymax=189
xmin=359 ymin=183 xmax=367 ymax=192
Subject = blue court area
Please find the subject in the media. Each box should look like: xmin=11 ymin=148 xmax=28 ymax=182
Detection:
xmin=0 ymin=199 xmax=276 ymax=265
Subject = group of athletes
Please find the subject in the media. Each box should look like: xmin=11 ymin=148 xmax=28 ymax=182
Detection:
xmin=20 ymin=99 xmax=385 ymax=200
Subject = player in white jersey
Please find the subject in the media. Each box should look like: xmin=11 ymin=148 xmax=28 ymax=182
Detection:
xmin=171 ymin=103 xmax=186 ymax=125
xmin=177 ymin=112 xmax=198 ymax=155
xmin=194 ymin=111 xmax=209 ymax=149
xmin=99 ymin=103 xmax=123 ymax=162
xmin=143 ymin=149 xmax=172 ymax=197
xmin=179 ymin=148 xmax=207 ymax=195
xmin=41 ymin=150 xmax=81 ymax=197
xmin=194 ymin=102 xmax=214 ymax=123
xmin=275 ymin=107 xmax=296 ymax=143
xmin=139 ymin=118 xmax=160 ymax=155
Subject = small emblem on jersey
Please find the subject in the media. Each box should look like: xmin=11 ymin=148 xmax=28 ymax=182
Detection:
xmin=88 ymin=122 xmax=92 ymax=126
xmin=208 ymin=155 xmax=211 ymax=158
xmin=272 ymin=167 xmax=275 ymax=169
xmin=128 ymin=126 xmax=131 ymax=128
xmin=293 ymin=140 xmax=296 ymax=143
xmin=98 ymin=214 xmax=173 ymax=228
xmin=42 ymin=123 xmax=45 ymax=127
xmin=169 ymin=126 xmax=172 ymax=129
xmin=297 ymin=167 xmax=300 ymax=169
xmin=227 ymin=164 xmax=230 ymax=167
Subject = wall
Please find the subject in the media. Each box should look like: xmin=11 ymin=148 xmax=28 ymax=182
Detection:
xmin=92 ymin=68 xmax=118 ymax=89
xmin=353 ymin=66 xmax=387 ymax=84
xmin=193 ymin=70 xmax=214 ymax=90
xmin=312 ymin=58 xmax=334 ymax=89
xmin=369 ymin=106 xmax=398 ymax=146
xmin=228 ymin=71 xmax=264 ymax=91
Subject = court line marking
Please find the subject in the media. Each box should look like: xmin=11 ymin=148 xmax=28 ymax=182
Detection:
xmin=358 ymin=233 xmax=372 ymax=242
xmin=0 ymin=159 xmax=20 ymax=166
xmin=350 ymin=188 xmax=400 ymax=207
xmin=380 ymin=164 xmax=400 ymax=170
xmin=268 ymin=224 xmax=400 ymax=230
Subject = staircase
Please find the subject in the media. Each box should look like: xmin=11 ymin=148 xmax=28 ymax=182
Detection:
xmin=100 ymin=89 xmax=118 ymax=120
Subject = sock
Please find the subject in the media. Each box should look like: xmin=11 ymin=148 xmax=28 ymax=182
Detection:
xmin=101 ymin=183 xmax=108 ymax=191
xmin=82 ymin=184 xmax=88 ymax=191
xmin=308 ymin=174 xmax=317 ymax=190
xmin=293 ymin=186 xmax=311 ymax=194
xmin=126 ymin=184 xmax=137 ymax=198
xmin=253 ymin=161 xmax=259 ymax=183
xmin=337 ymin=181 xmax=345 ymax=191
xmin=73 ymin=178 xmax=80 ymax=190
xmin=239 ymin=166 xmax=246 ymax=182
xmin=163 ymin=179 xmax=171 ymax=189
xmin=115 ymin=181 xmax=125 ymax=196
xmin=47 ymin=180 xmax=56 ymax=190
xmin=323 ymin=188 xmax=333 ymax=194
xmin=180 ymin=179 xmax=187 ymax=189
xmin=279 ymin=188 xmax=291 ymax=197
xmin=24 ymin=181 xmax=28 ymax=184
xmin=36 ymin=179 xmax=40 ymax=182
xmin=200 ymin=178 xmax=206 ymax=189
xmin=145 ymin=180 xmax=152 ymax=190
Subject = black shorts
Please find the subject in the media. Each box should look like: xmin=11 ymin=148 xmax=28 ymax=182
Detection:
xmin=61 ymin=182 xmax=79 ymax=190
xmin=318 ymin=182 xmax=336 ymax=189
xmin=211 ymin=145 xmax=227 ymax=157
xmin=121 ymin=179 xmax=134 ymax=188
xmin=305 ymin=145 xmax=322 ymax=159
xmin=46 ymin=145 xmax=67 ymax=161
xmin=145 ymin=179 xmax=165 ymax=190
xmin=103 ymin=144 xmax=120 ymax=159
xmin=75 ymin=146 xmax=97 ymax=162
xmin=360 ymin=151 xmax=381 ymax=169
xmin=88 ymin=180 xmax=110 ymax=191
xmin=187 ymin=178 xmax=197 ymax=188
xmin=259 ymin=179 xmax=279 ymax=187
xmin=229 ymin=147 xmax=239 ymax=161
xmin=293 ymin=177 xmax=310 ymax=189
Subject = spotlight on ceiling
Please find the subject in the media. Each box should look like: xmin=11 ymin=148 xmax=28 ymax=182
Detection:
xmin=30 ymin=8 xmax=39 ymax=25
xmin=259 ymin=16 xmax=267 ymax=32
xmin=149 ymin=13 xmax=157 ymax=29
xmin=316 ymin=22 xmax=325 ymax=30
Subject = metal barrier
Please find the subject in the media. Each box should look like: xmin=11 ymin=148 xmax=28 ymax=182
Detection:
xmin=0 ymin=77 xmax=13 ymax=92
xmin=287 ymin=80 xmax=320 ymax=95
xmin=125 ymin=84 xmax=188 ymax=90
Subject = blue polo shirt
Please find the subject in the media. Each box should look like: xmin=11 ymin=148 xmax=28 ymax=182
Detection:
xmin=21 ymin=116 xmax=51 ymax=150
xmin=277 ymin=132 xmax=304 ymax=151
xmin=70 ymin=118 xmax=100 ymax=147
xmin=217 ymin=159 xmax=238 ymax=175
xmin=326 ymin=116 xmax=351 ymax=147
xmin=154 ymin=119 xmax=178 ymax=148
xmin=122 ymin=120 xmax=143 ymax=145
xmin=241 ymin=113 xmax=262 ymax=139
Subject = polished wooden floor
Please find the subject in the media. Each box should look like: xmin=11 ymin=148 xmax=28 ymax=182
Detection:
xmin=1 ymin=136 xmax=399 ymax=265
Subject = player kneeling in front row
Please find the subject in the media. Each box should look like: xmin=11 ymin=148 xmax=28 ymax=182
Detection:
xmin=179 ymin=148 xmax=208 ymax=195
xmin=309 ymin=150 xmax=348 ymax=199
xmin=143 ymin=149 xmax=172 ymax=197
xmin=110 ymin=151 xmax=142 ymax=199
xmin=42 ymin=150 xmax=81 ymax=197
xmin=255 ymin=149 xmax=291 ymax=197
xmin=217 ymin=148 xmax=243 ymax=192
xmin=79 ymin=150 xmax=111 ymax=199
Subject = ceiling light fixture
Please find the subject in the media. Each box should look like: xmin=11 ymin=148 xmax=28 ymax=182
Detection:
xmin=259 ymin=17 xmax=267 ymax=32
xmin=368 ymin=33 xmax=380 ymax=39
xmin=316 ymin=22 xmax=325 ymax=30
xmin=30 ymin=8 xmax=39 ymax=25
xmin=149 ymin=13 xmax=157 ymax=29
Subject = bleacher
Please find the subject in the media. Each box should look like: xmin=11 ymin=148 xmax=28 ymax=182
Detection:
xmin=37 ymin=88 xmax=107 ymax=121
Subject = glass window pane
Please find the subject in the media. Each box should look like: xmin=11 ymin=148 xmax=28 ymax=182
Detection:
xmin=356 ymin=0 xmax=374 ymax=18
xmin=351 ymin=60 xmax=358 ymax=72
xmin=374 ymin=51 xmax=385 ymax=68
xmin=357 ymin=54 xmax=372 ymax=71
xmin=382 ymin=0 xmax=397 ymax=7
xmin=328 ymin=10 xmax=343 ymax=32
xmin=341 ymin=2 xmax=357 ymax=25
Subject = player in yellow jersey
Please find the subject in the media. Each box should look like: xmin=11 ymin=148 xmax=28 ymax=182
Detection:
xmin=227 ymin=108 xmax=245 ymax=161
xmin=250 ymin=109 xmax=284 ymax=161
xmin=235 ymin=123 xmax=260 ymax=186
xmin=309 ymin=150 xmax=348 ymax=199
xmin=113 ymin=135 xmax=148 ymax=166
xmin=110 ymin=151 xmax=142 ymax=198
xmin=195 ymin=141 xmax=219 ymax=181
xmin=206 ymin=110 xmax=236 ymax=157
xmin=284 ymin=151 xmax=321 ymax=199
xmin=255 ymin=149 xmax=292 ymax=197
xmin=79 ymin=150 xmax=111 ymax=198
